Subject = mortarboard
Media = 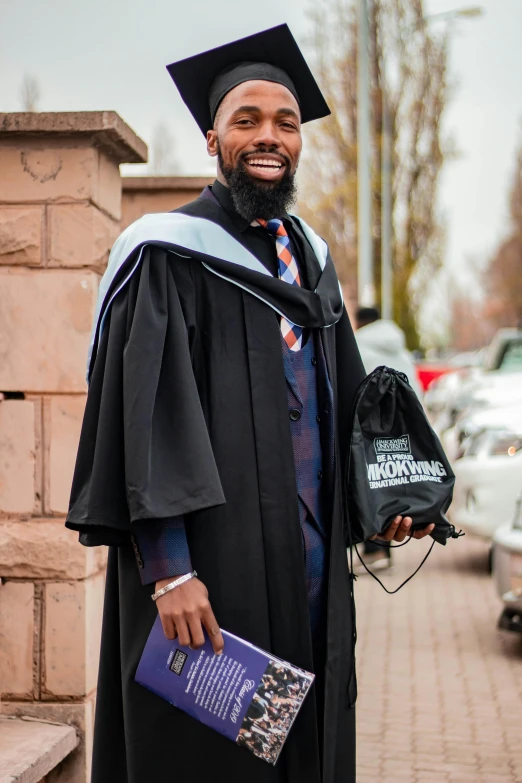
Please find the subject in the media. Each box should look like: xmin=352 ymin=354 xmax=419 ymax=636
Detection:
xmin=166 ymin=24 xmax=331 ymax=136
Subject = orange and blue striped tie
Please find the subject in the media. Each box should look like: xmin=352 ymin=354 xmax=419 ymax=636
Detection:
xmin=256 ymin=218 xmax=303 ymax=351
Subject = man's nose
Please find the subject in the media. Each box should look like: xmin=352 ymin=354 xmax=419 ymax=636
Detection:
xmin=251 ymin=121 xmax=281 ymax=149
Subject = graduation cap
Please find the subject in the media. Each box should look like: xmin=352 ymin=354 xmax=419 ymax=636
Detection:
xmin=166 ymin=24 xmax=331 ymax=136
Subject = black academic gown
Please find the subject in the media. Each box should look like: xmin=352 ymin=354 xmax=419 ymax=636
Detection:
xmin=66 ymin=191 xmax=366 ymax=783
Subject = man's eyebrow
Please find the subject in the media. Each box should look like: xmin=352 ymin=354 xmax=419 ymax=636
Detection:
xmin=276 ymin=108 xmax=300 ymax=120
xmin=230 ymin=105 xmax=300 ymax=121
xmin=231 ymin=105 xmax=261 ymax=115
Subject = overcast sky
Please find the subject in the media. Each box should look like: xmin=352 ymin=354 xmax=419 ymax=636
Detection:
xmin=1 ymin=0 xmax=522 ymax=295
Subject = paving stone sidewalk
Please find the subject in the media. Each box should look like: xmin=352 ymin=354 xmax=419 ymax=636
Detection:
xmin=354 ymin=535 xmax=522 ymax=783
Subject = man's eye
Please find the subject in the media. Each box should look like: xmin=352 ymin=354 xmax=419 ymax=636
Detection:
xmin=236 ymin=119 xmax=254 ymax=125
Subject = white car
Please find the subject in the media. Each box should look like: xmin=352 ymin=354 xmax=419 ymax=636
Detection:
xmin=427 ymin=328 xmax=522 ymax=444
xmin=426 ymin=366 xmax=482 ymax=436
xmin=481 ymin=328 xmax=522 ymax=373
xmin=442 ymin=373 xmax=522 ymax=461
xmin=449 ymin=404 xmax=522 ymax=541
xmin=493 ymin=493 xmax=522 ymax=633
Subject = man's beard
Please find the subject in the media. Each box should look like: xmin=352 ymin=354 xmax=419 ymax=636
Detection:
xmin=217 ymin=144 xmax=297 ymax=223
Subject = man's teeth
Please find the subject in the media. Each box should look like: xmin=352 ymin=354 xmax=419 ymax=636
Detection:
xmin=247 ymin=159 xmax=283 ymax=169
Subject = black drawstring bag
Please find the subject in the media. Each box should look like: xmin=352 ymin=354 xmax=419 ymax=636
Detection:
xmin=348 ymin=366 xmax=459 ymax=547
xmin=345 ymin=365 xmax=464 ymax=602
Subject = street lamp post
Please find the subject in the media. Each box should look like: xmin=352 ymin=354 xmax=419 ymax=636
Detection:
xmin=357 ymin=0 xmax=374 ymax=307
xmin=381 ymin=90 xmax=393 ymax=320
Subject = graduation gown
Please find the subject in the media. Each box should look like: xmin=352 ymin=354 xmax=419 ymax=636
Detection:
xmin=66 ymin=191 xmax=366 ymax=783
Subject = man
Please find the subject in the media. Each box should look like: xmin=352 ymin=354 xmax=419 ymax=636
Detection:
xmin=67 ymin=24 xmax=434 ymax=783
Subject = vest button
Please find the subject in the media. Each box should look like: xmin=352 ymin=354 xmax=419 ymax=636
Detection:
xmin=316 ymin=415 xmax=321 ymax=424
xmin=317 ymin=470 xmax=323 ymax=480
xmin=311 ymin=357 xmax=317 ymax=366
xmin=289 ymin=408 xmax=301 ymax=422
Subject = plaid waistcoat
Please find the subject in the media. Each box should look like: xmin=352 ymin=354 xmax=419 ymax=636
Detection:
xmin=281 ymin=332 xmax=334 ymax=637
xmin=281 ymin=333 xmax=334 ymax=534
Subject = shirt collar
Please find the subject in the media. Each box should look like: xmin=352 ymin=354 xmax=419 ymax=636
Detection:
xmin=210 ymin=179 xmax=291 ymax=233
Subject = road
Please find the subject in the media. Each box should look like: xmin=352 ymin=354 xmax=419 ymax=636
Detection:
xmin=354 ymin=534 xmax=522 ymax=783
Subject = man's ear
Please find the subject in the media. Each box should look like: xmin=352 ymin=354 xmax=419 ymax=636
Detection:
xmin=207 ymin=130 xmax=218 ymax=158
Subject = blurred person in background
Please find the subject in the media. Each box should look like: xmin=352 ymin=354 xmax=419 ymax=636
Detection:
xmin=354 ymin=307 xmax=422 ymax=397
xmin=354 ymin=306 xmax=422 ymax=572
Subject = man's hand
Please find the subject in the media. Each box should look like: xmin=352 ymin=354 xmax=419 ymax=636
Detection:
xmin=370 ymin=515 xmax=435 ymax=543
xmin=154 ymin=576 xmax=224 ymax=655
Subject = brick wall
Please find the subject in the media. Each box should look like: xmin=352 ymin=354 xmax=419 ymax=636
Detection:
xmin=0 ymin=112 xmax=147 ymax=783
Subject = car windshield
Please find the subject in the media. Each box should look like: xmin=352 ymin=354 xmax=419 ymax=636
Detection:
xmin=497 ymin=339 xmax=522 ymax=371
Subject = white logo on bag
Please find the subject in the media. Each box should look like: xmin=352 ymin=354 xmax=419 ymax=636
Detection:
xmin=374 ymin=435 xmax=410 ymax=454
xmin=367 ymin=435 xmax=448 ymax=489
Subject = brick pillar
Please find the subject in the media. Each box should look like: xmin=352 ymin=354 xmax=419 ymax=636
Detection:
xmin=0 ymin=112 xmax=147 ymax=782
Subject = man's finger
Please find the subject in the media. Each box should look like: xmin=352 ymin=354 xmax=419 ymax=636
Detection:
xmin=174 ymin=616 xmax=191 ymax=647
xmin=394 ymin=517 xmax=412 ymax=543
xmin=202 ymin=607 xmax=224 ymax=655
xmin=188 ymin=615 xmax=206 ymax=650
xmin=160 ymin=616 xmax=176 ymax=640
xmin=412 ymin=524 xmax=435 ymax=540
xmin=382 ymin=515 xmax=402 ymax=541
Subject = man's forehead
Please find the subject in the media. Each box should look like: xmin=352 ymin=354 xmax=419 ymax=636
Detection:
xmin=219 ymin=80 xmax=301 ymax=117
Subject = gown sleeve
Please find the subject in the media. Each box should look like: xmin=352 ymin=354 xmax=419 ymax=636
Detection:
xmin=132 ymin=516 xmax=193 ymax=586
xmin=66 ymin=246 xmax=226 ymax=546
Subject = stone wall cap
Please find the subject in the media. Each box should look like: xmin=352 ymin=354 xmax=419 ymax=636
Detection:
xmin=122 ymin=175 xmax=214 ymax=191
xmin=0 ymin=716 xmax=78 ymax=783
xmin=0 ymin=111 xmax=148 ymax=164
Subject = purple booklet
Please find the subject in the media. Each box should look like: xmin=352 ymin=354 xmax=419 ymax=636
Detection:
xmin=135 ymin=616 xmax=314 ymax=765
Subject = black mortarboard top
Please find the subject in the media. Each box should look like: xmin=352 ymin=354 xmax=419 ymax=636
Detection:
xmin=166 ymin=24 xmax=331 ymax=136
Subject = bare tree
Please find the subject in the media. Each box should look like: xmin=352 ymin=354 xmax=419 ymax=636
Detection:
xmin=299 ymin=0 xmax=449 ymax=347
xmin=484 ymin=140 xmax=522 ymax=329
xmin=20 ymin=74 xmax=41 ymax=112
xmin=149 ymin=121 xmax=179 ymax=176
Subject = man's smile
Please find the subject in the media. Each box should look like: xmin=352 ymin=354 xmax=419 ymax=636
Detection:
xmin=244 ymin=153 xmax=286 ymax=181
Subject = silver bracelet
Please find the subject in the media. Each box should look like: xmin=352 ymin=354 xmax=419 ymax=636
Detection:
xmin=151 ymin=570 xmax=197 ymax=602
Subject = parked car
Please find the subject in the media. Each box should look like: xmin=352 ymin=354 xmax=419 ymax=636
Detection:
xmin=449 ymin=404 xmax=522 ymax=541
xmin=441 ymin=374 xmax=522 ymax=461
xmin=416 ymin=361 xmax=456 ymax=393
xmin=482 ymin=328 xmax=522 ymax=373
xmin=415 ymin=349 xmax=482 ymax=395
xmin=426 ymin=329 xmax=522 ymax=438
xmin=493 ymin=492 xmax=522 ymax=633
xmin=427 ymin=366 xmax=483 ymax=440
xmin=425 ymin=330 xmax=522 ymax=572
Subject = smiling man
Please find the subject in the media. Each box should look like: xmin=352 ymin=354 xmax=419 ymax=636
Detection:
xmin=66 ymin=24 xmax=433 ymax=783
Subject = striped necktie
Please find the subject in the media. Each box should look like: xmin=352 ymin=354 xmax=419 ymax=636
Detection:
xmin=255 ymin=218 xmax=304 ymax=351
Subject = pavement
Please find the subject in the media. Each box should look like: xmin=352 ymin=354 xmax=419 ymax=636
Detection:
xmin=354 ymin=535 xmax=522 ymax=783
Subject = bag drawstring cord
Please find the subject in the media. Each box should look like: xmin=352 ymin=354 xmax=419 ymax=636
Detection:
xmin=353 ymin=537 xmax=435 ymax=595
xmin=352 ymin=526 xmax=464 ymax=595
